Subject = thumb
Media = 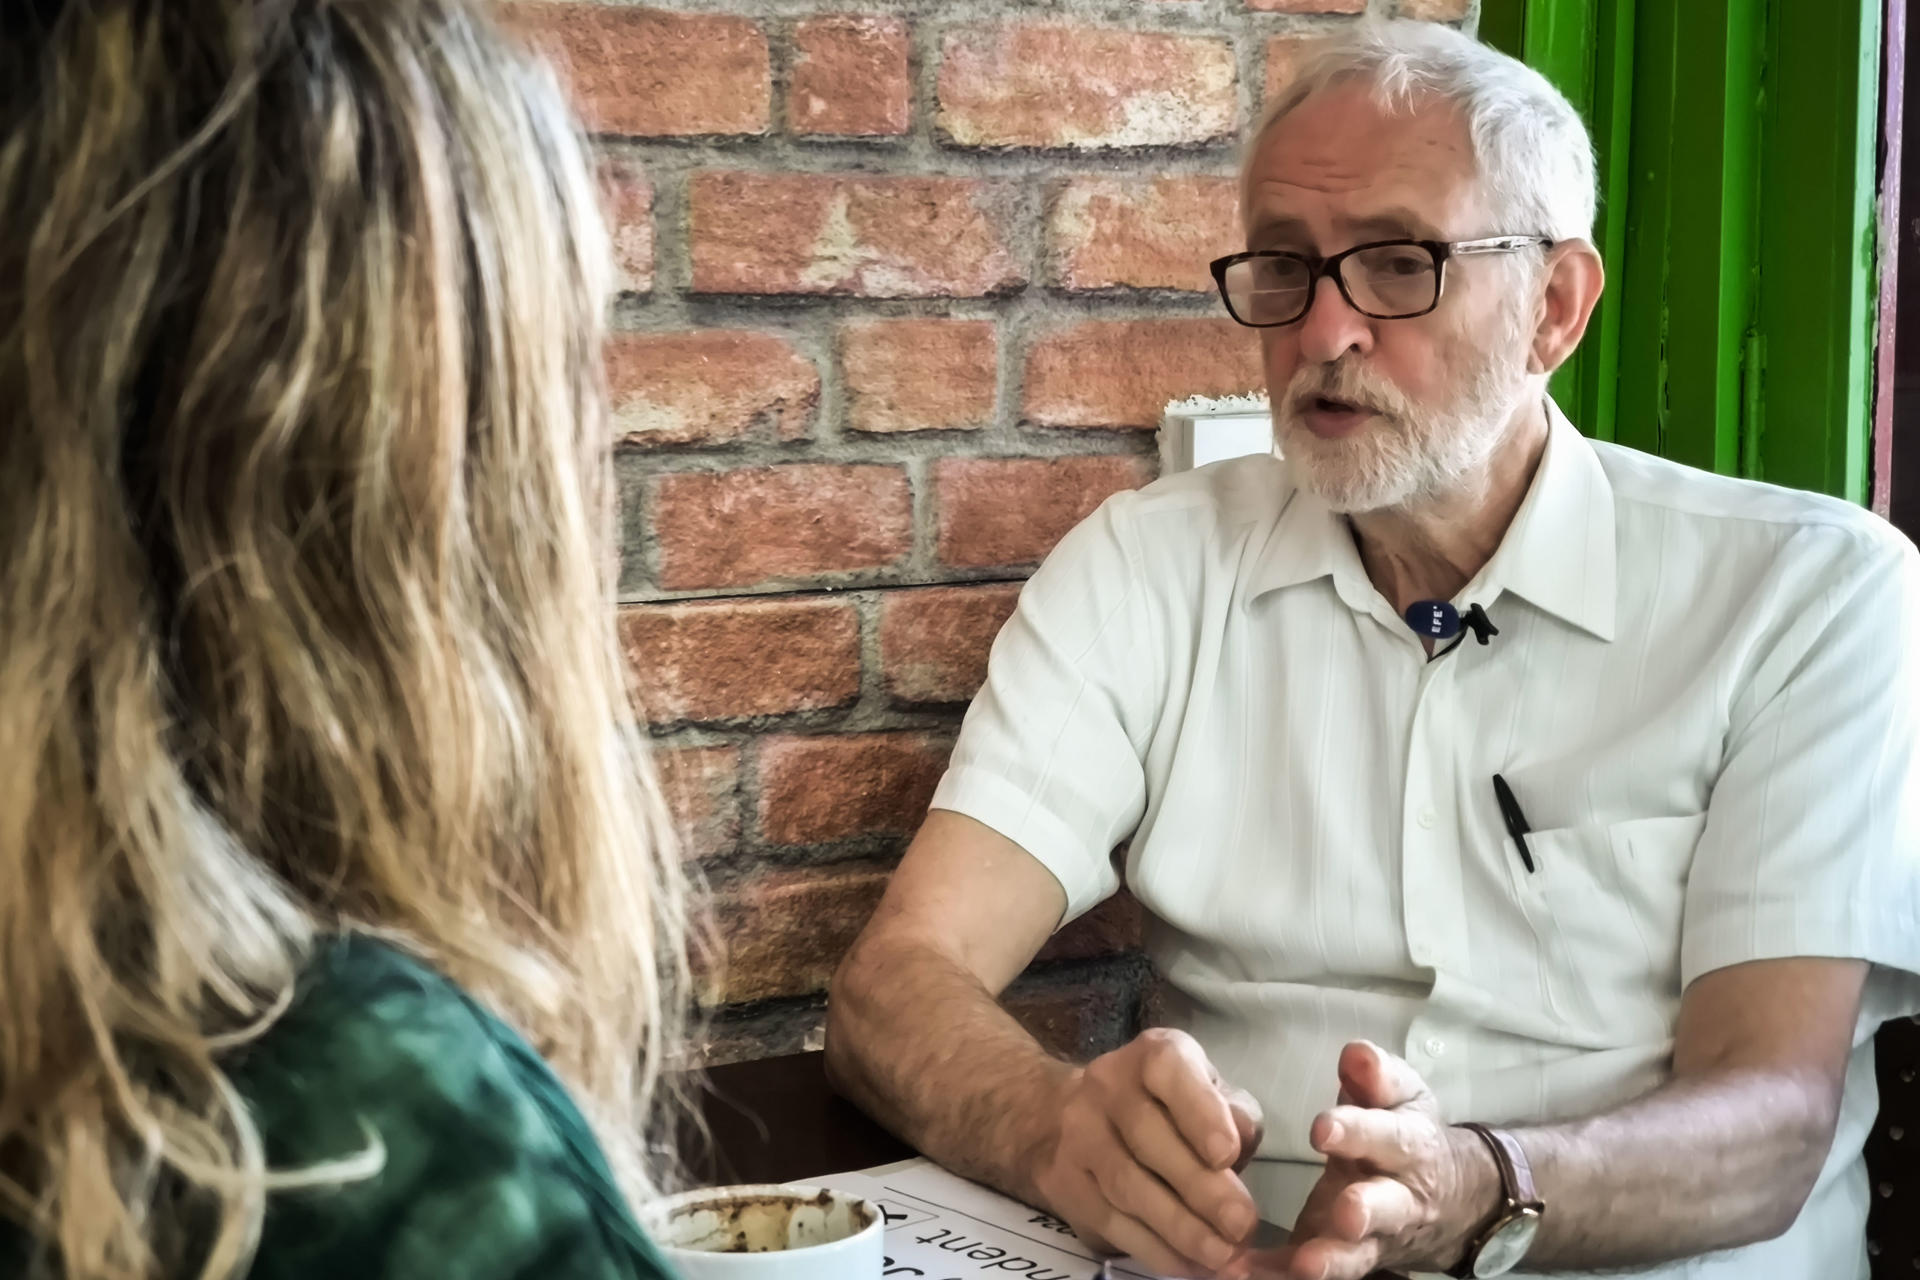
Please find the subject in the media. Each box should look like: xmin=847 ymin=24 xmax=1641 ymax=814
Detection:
xmin=1337 ymin=1040 xmax=1438 ymax=1114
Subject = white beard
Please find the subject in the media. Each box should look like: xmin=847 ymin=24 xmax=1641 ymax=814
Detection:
xmin=1274 ymin=316 xmax=1533 ymax=515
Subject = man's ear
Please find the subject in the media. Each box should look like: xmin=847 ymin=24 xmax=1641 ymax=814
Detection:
xmin=1529 ymin=241 xmax=1605 ymax=376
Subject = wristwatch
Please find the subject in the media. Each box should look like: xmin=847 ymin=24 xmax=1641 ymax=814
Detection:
xmin=1447 ymin=1123 xmax=1545 ymax=1278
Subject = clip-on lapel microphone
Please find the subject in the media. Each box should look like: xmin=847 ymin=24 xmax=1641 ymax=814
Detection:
xmin=1403 ymin=600 xmax=1500 ymax=647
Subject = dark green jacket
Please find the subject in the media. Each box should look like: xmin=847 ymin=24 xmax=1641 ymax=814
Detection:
xmin=3 ymin=936 xmax=679 ymax=1279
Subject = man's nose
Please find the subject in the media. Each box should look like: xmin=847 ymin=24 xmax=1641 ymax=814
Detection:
xmin=1295 ymin=273 xmax=1374 ymax=364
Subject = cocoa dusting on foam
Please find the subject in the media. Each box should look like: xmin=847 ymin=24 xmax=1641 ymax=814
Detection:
xmin=697 ymin=1190 xmax=869 ymax=1252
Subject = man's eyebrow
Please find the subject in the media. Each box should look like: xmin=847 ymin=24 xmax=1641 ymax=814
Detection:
xmin=1344 ymin=207 xmax=1443 ymax=238
xmin=1246 ymin=215 xmax=1312 ymax=246
xmin=1245 ymin=207 xmax=1445 ymax=248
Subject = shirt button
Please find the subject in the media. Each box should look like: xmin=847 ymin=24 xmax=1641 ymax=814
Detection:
xmin=1417 ymin=809 xmax=1437 ymax=829
xmin=1424 ymin=1037 xmax=1447 ymax=1057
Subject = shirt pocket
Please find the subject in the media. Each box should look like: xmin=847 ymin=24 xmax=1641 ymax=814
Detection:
xmin=1520 ymin=813 xmax=1707 ymax=1039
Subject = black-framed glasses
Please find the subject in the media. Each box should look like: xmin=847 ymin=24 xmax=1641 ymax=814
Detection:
xmin=1209 ymin=236 xmax=1554 ymax=328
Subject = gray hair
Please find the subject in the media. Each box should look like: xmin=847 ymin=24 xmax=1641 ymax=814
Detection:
xmin=1245 ymin=20 xmax=1597 ymax=244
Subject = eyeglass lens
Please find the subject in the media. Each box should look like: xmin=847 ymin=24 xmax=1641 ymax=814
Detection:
xmin=1221 ymin=244 xmax=1440 ymax=324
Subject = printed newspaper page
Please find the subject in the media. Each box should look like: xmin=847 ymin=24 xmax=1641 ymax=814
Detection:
xmin=815 ymin=1157 xmax=1164 ymax=1280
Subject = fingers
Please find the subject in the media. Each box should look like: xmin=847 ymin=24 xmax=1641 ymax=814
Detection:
xmin=1137 ymin=1029 xmax=1243 ymax=1169
xmin=1220 ymin=1243 xmax=1376 ymax=1280
xmin=1225 ymin=1085 xmax=1266 ymax=1172
xmin=1325 ymin=1175 xmax=1422 ymax=1243
xmin=1110 ymin=1098 xmax=1260 ymax=1246
xmin=1283 ymin=1233 xmax=1387 ymax=1280
xmin=1219 ymin=1246 xmax=1288 ymax=1280
xmin=1335 ymin=1041 xmax=1436 ymax=1115
xmin=1047 ymin=1033 xmax=1275 ymax=1277
xmin=1254 ymin=1161 xmax=1411 ymax=1280
xmin=1064 ymin=1165 xmax=1222 ymax=1280
xmin=1087 ymin=1138 xmax=1245 ymax=1273
xmin=1211 ymin=1248 xmax=1275 ymax=1280
xmin=1311 ymin=1104 xmax=1443 ymax=1175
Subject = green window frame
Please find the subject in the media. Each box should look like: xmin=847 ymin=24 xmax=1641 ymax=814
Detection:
xmin=1482 ymin=0 xmax=1883 ymax=504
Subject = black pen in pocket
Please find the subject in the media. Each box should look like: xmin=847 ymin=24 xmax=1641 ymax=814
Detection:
xmin=1491 ymin=773 xmax=1536 ymax=873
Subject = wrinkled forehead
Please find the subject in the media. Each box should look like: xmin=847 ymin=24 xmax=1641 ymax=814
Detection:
xmin=1242 ymin=80 xmax=1484 ymax=247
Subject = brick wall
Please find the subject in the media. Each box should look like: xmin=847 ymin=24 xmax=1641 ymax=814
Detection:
xmin=504 ymin=0 xmax=1480 ymax=1066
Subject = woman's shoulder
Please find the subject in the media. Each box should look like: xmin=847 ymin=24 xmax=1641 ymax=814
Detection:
xmin=230 ymin=935 xmax=678 ymax=1280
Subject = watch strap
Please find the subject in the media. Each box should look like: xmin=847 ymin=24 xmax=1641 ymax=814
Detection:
xmin=1459 ymin=1122 xmax=1540 ymax=1207
xmin=1447 ymin=1124 xmax=1544 ymax=1278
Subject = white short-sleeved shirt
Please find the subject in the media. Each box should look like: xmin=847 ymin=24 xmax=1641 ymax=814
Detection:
xmin=932 ymin=402 xmax=1920 ymax=1279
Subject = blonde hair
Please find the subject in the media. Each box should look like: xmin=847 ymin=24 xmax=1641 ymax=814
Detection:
xmin=0 ymin=1 xmax=691 ymax=1276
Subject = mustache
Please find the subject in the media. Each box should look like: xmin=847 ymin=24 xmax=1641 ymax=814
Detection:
xmin=1282 ymin=362 xmax=1407 ymax=420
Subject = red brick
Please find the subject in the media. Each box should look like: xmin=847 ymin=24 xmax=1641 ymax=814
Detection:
xmin=1023 ymin=319 xmax=1264 ymax=430
xmin=1265 ymin=35 xmax=1315 ymax=108
xmin=598 ymin=158 xmax=653 ymax=294
xmin=757 ymin=732 xmax=953 ymax=846
xmin=1049 ymin=177 xmax=1240 ymax=292
xmin=879 ymin=584 xmax=1022 ymax=705
xmin=790 ymin=15 xmax=911 ymax=136
xmin=658 ymin=745 xmax=741 ymax=859
xmin=1245 ymin=0 xmax=1364 ymax=12
xmin=649 ymin=464 xmax=912 ymax=590
xmin=619 ymin=598 xmax=859 ymax=724
xmin=935 ymin=456 xmax=1154 ymax=570
xmin=502 ymin=6 xmax=769 ymax=137
xmin=1037 ymin=893 xmax=1146 ymax=962
xmin=841 ymin=319 xmax=997 ymax=434
xmin=937 ymin=25 xmax=1238 ymax=149
xmin=1400 ymin=0 xmax=1472 ymax=18
xmin=606 ymin=331 xmax=818 ymax=447
xmin=702 ymin=863 xmax=892 ymax=1003
xmin=690 ymin=172 xmax=1023 ymax=297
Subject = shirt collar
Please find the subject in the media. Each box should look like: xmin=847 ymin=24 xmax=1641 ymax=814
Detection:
xmin=1247 ymin=398 xmax=1617 ymax=643
xmin=1479 ymin=398 xmax=1617 ymax=641
xmin=1246 ymin=480 xmax=1378 ymax=615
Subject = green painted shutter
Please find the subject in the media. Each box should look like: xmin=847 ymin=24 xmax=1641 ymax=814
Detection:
xmin=1481 ymin=0 xmax=1881 ymax=503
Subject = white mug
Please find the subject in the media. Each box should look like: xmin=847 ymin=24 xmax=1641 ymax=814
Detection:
xmin=642 ymin=1183 xmax=884 ymax=1280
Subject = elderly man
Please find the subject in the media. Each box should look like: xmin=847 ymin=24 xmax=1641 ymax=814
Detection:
xmin=825 ymin=20 xmax=1920 ymax=1280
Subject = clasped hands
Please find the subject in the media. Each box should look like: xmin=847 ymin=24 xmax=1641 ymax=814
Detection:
xmin=1027 ymin=1032 xmax=1495 ymax=1280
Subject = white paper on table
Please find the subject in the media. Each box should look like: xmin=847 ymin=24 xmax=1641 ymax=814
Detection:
xmin=812 ymin=1157 xmax=1164 ymax=1280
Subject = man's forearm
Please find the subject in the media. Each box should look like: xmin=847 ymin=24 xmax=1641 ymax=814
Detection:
xmin=824 ymin=936 xmax=1075 ymax=1206
xmin=1505 ymin=1065 xmax=1840 ymax=1268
